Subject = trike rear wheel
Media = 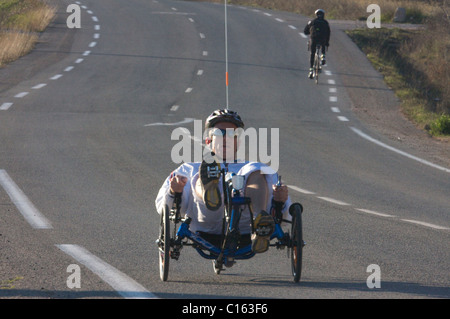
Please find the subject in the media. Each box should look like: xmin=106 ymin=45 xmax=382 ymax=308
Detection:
xmin=158 ymin=205 xmax=170 ymax=281
xmin=290 ymin=203 xmax=303 ymax=283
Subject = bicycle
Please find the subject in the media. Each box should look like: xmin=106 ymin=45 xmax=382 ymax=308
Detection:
xmin=312 ymin=44 xmax=323 ymax=84
xmin=156 ymin=164 xmax=305 ymax=283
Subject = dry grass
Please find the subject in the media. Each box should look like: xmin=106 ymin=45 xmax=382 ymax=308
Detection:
xmin=0 ymin=0 xmax=55 ymax=67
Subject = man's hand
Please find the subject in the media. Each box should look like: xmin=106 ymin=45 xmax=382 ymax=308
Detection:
xmin=272 ymin=184 xmax=288 ymax=203
xmin=170 ymin=174 xmax=188 ymax=194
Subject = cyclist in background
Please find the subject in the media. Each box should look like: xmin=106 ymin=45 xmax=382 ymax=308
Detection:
xmin=303 ymin=9 xmax=331 ymax=79
xmin=155 ymin=109 xmax=291 ymax=254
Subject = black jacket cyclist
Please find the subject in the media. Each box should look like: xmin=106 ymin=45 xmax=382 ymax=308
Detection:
xmin=303 ymin=9 xmax=331 ymax=78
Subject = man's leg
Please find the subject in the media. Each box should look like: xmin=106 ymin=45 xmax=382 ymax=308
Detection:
xmin=244 ymin=170 xmax=269 ymax=214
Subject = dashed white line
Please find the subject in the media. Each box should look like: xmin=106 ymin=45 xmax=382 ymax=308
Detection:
xmin=275 ymin=18 xmax=284 ymax=22
xmin=64 ymin=66 xmax=74 ymax=72
xmin=75 ymin=58 xmax=84 ymax=64
xmin=92 ymin=16 xmax=98 ymax=22
xmin=329 ymin=96 xmax=337 ymax=102
xmin=288 ymin=25 xmax=297 ymax=30
xmin=0 ymin=102 xmax=13 ymax=110
xmin=338 ymin=116 xmax=349 ymax=122
xmin=89 ymin=42 xmax=97 ymax=48
xmin=199 ymin=33 xmax=205 ymax=39
xmin=287 ymin=185 xmax=316 ymax=195
xmin=300 ymin=33 xmax=308 ymax=38
xmin=56 ymin=244 xmax=157 ymax=299
xmin=50 ymin=74 xmax=63 ymax=80
xmin=317 ymin=196 xmax=351 ymax=206
xmin=94 ymin=33 xmax=100 ymax=39
xmin=83 ymin=50 xmax=91 ymax=56
xmin=331 ymin=107 xmax=340 ymax=113
xmin=0 ymin=170 xmax=52 ymax=229
xmin=170 ymin=105 xmax=179 ymax=112
xmin=400 ymin=219 xmax=449 ymax=231
xmin=197 ymin=69 xmax=204 ymax=76
xmin=328 ymin=79 xmax=336 ymax=85
xmin=356 ymin=208 xmax=395 ymax=218
xmin=32 ymin=83 xmax=47 ymax=89
xmin=14 ymin=92 xmax=29 ymax=98
xmin=185 ymin=88 xmax=193 ymax=93
xmin=203 ymin=51 xmax=208 ymax=56
xmin=329 ymin=87 xmax=337 ymax=93
xmin=95 ymin=25 xmax=101 ymax=31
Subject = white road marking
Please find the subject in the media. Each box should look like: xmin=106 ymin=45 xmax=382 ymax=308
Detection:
xmin=328 ymin=79 xmax=336 ymax=85
xmin=56 ymin=244 xmax=157 ymax=299
xmin=50 ymin=74 xmax=63 ymax=80
xmin=185 ymin=88 xmax=193 ymax=93
xmin=199 ymin=33 xmax=205 ymax=39
xmin=32 ymin=83 xmax=47 ymax=89
xmin=329 ymin=87 xmax=337 ymax=93
xmin=338 ymin=116 xmax=349 ymax=122
xmin=288 ymin=25 xmax=297 ymax=30
xmin=0 ymin=102 xmax=13 ymax=110
xmin=350 ymin=127 xmax=450 ymax=173
xmin=170 ymin=105 xmax=179 ymax=112
xmin=144 ymin=118 xmax=195 ymax=127
xmin=95 ymin=25 xmax=101 ymax=31
xmin=92 ymin=16 xmax=98 ymax=22
xmin=0 ymin=170 xmax=52 ymax=229
xmin=300 ymin=33 xmax=308 ymax=38
xmin=89 ymin=42 xmax=97 ymax=48
xmin=329 ymin=96 xmax=337 ymax=102
xmin=356 ymin=208 xmax=395 ymax=218
xmin=94 ymin=33 xmax=100 ymax=39
xmin=14 ymin=92 xmax=29 ymax=98
xmin=331 ymin=107 xmax=340 ymax=113
xmin=400 ymin=219 xmax=449 ymax=231
xmin=64 ymin=66 xmax=74 ymax=72
xmin=317 ymin=196 xmax=351 ymax=206
xmin=203 ymin=51 xmax=208 ymax=56
xmin=197 ymin=69 xmax=204 ymax=76
xmin=83 ymin=50 xmax=91 ymax=56
xmin=287 ymin=185 xmax=316 ymax=195
xmin=75 ymin=58 xmax=84 ymax=64
xmin=275 ymin=18 xmax=284 ymax=22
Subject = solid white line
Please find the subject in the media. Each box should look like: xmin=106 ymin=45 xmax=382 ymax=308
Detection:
xmin=14 ymin=92 xmax=29 ymax=98
xmin=32 ymin=83 xmax=47 ymax=89
xmin=287 ymin=185 xmax=316 ymax=195
xmin=317 ymin=196 xmax=351 ymax=206
xmin=350 ymin=127 xmax=450 ymax=173
xmin=400 ymin=219 xmax=449 ymax=230
xmin=0 ymin=170 xmax=52 ymax=229
xmin=356 ymin=208 xmax=395 ymax=218
xmin=56 ymin=244 xmax=157 ymax=299
xmin=0 ymin=102 xmax=13 ymax=110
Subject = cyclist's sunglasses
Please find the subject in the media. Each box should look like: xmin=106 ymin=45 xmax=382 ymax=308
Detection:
xmin=210 ymin=128 xmax=240 ymax=138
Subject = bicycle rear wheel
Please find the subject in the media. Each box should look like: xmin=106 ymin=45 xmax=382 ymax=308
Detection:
xmin=158 ymin=205 xmax=170 ymax=281
xmin=313 ymin=52 xmax=320 ymax=84
xmin=290 ymin=203 xmax=303 ymax=283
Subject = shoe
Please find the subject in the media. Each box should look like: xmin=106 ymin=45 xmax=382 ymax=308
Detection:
xmin=200 ymin=152 xmax=221 ymax=211
xmin=251 ymin=211 xmax=275 ymax=253
xmin=321 ymin=54 xmax=326 ymax=65
xmin=308 ymin=68 xmax=314 ymax=79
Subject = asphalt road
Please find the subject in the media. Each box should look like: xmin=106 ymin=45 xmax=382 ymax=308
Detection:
xmin=0 ymin=0 xmax=449 ymax=300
